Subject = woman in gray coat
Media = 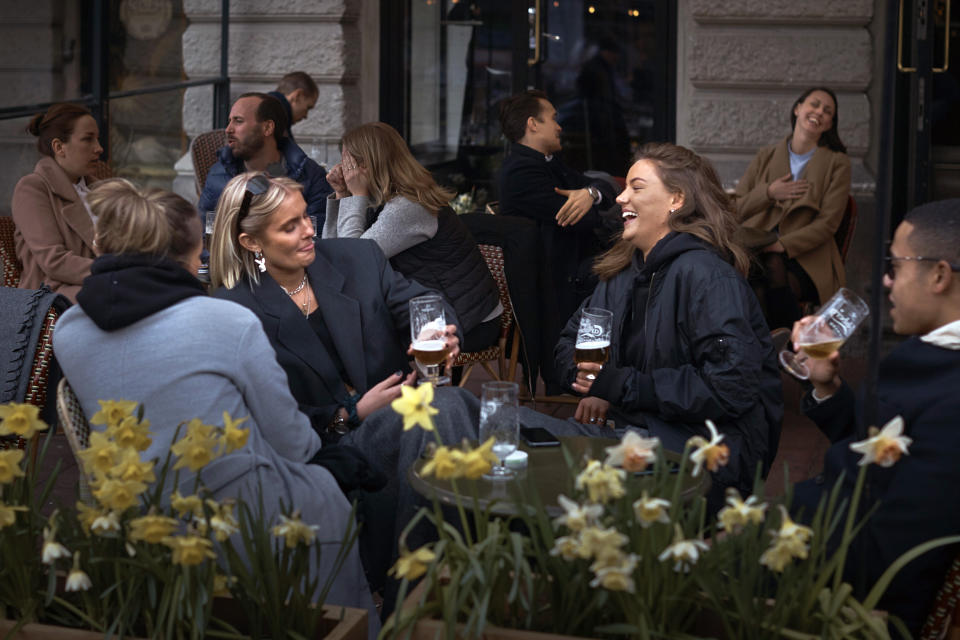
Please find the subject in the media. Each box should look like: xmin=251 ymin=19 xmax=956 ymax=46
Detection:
xmin=51 ymin=179 xmax=379 ymax=636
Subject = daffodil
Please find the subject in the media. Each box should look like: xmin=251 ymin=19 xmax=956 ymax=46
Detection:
xmin=759 ymin=506 xmax=813 ymax=573
xmin=90 ymin=511 xmax=121 ymax=536
xmin=213 ymin=574 xmax=236 ymax=597
xmin=129 ymin=514 xmax=179 ymax=544
xmin=171 ymin=419 xmax=222 ymax=472
xmin=759 ymin=541 xmax=796 ymax=572
xmin=577 ymin=526 xmax=628 ymax=561
xmin=272 ymin=512 xmax=319 ymax=548
xmin=108 ymin=415 xmax=152 ymax=451
xmin=93 ymin=477 xmax=147 ymax=512
xmin=553 ymin=494 xmax=603 ymax=532
xmin=633 ymin=491 xmax=671 ymax=528
xmin=207 ymin=499 xmax=239 ymax=542
xmin=849 ymin=415 xmax=911 ymax=467
xmin=90 ymin=399 xmax=138 ymax=428
xmin=390 ymin=383 xmax=438 ymax=432
xmin=170 ymin=491 xmax=205 ymax=518
xmin=221 ymin=412 xmax=250 ymax=453
xmin=461 ymin=437 xmax=498 ymax=479
xmin=550 ymin=535 xmax=581 ymax=561
xmin=590 ymin=553 xmax=638 ymax=593
xmin=65 ymin=553 xmax=92 ymax=592
xmin=717 ymin=489 xmax=767 ymax=533
xmin=0 ymin=402 xmax=48 ymax=439
xmin=0 ymin=449 xmax=26 ymax=484
xmin=0 ymin=501 xmax=26 ymax=529
xmin=389 ymin=545 xmax=436 ymax=581
xmin=420 ymin=445 xmax=465 ymax=480
xmin=111 ymin=448 xmax=156 ymax=485
xmin=162 ymin=535 xmax=216 ymax=566
xmin=658 ymin=524 xmax=709 ymax=573
xmin=76 ymin=431 xmax=121 ymax=477
xmin=688 ymin=420 xmax=730 ymax=477
xmin=41 ymin=526 xmax=71 ymax=564
xmin=75 ymin=501 xmax=101 ymax=534
xmin=574 ymin=460 xmax=625 ymax=504
xmin=604 ymin=430 xmax=660 ymax=472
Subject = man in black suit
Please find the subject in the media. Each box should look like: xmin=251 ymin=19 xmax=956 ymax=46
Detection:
xmin=497 ymin=90 xmax=617 ymax=390
xmin=792 ymin=200 xmax=960 ymax=637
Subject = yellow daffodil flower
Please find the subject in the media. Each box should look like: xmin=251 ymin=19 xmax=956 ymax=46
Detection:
xmin=658 ymin=524 xmax=709 ymax=573
xmin=111 ymin=448 xmax=156 ymax=485
xmin=93 ymin=477 xmax=146 ymax=512
xmin=550 ymin=535 xmax=581 ymax=561
xmin=0 ymin=501 xmax=26 ymax=529
xmin=171 ymin=419 xmax=222 ymax=472
xmin=170 ymin=491 xmax=205 ymax=518
xmin=272 ymin=513 xmax=319 ymax=548
xmin=461 ymin=437 xmax=499 ymax=479
xmin=90 ymin=400 xmax=138 ymax=429
xmin=849 ymin=415 xmax=911 ymax=468
xmin=759 ymin=540 xmax=796 ymax=572
xmin=213 ymin=574 xmax=236 ymax=597
xmin=91 ymin=511 xmax=121 ymax=536
xmin=553 ymin=494 xmax=603 ymax=532
xmin=206 ymin=499 xmax=240 ymax=542
xmin=575 ymin=459 xmax=626 ymax=504
xmin=633 ymin=491 xmax=671 ymax=528
xmin=65 ymin=553 xmax=92 ymax=592
xmin=717 ymin=489 xmax=767 ymax=533
xmin=0 ymin=402 xmax=48 ymax=439
xmin=420 ymin=445 xmax=465 ymax=480
xmin=604 ymin=430 xmax=660 ymax=472
xmin=390 ymin=383 xmax=438 ymax=432
xmin=162 ymin=535 xmax=216 ymax=566
xmin=77 ymin=431 xmax=121 ymax=477
xmin=108 ymin=415 xmax=152 ymax=452
xmin=590 ymin=553 xmax=638 ymax=593
xmin=389 ymin=545 xmax=436 ymax=581
xmin=577 ymin=526 xmax=628 ymax=561
xmin=221 ymin=412 xmax=250 ymax=453
xmin=688 ymin=420 xmax=730 ymax=477
xmin=0 ymin=449 xmax=25 ymax=484
xmin=129 ymin=514 xmax=179 ymax=544
xmin=75 ymin=501 xmax=101 ymax=534
xmin=759 ymin=506 xmax=813 ymax=572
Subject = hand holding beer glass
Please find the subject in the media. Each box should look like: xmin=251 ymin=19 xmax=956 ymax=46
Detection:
xmin=575 ymin=308 xmax=613 ymax=384
xmin=410 ymin=295 xmax=451 ymax=386
xmin=779 ymin=287 xmax=869 ymax=380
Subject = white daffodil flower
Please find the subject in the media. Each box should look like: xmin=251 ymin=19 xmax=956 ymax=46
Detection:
xmin=633 ymin=491 xmax=671 ymax=528
xmin=553 ymin=494 xmax=604 ymax=532
xmin=849 ymin=415 xmax=911 ymax=467
xmin=687 ymin=420 xmax=730 ymax=477
xmin=658 ymin=524 xmax=709 ymax=573
xmin=604 ymin=430 xmax=660 ymax=472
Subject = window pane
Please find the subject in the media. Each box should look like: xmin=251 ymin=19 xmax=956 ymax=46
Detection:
xmin=107 ymin=0 xmax=190 ymax=93
xmin=0 ymin=116 xmax=42 ymax=213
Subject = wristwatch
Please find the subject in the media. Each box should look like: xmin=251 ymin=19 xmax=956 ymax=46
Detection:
xmin=586 ymin=185 xmax=601 ymax=203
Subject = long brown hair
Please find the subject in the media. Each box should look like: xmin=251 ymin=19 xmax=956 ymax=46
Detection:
xmin=594 ymin=142 xmax=749 ymax=280
xmin=340 ymin=122 xmax=454 ymax=212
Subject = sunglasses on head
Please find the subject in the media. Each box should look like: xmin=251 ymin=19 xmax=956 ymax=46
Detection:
xmin=884 ymin=255 xmax=960 ymax=280
xmin=234 ymin=174 xmax=271 ymax=237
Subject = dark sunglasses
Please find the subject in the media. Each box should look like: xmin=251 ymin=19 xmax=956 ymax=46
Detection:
xmin=884 ymin=255 xmax=960 ymax=280
xmin=234 ymin=174 xmax=271 ymax=237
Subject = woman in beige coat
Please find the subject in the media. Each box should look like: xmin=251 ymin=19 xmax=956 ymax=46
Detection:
xmin=735 ymin=87 xmax=851 ymax=329
xmin=12 ymin=103 xmax=103 ymax=302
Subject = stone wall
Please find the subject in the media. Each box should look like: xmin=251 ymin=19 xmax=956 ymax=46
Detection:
xmin=675 ymin=0 xmax=876 ymax=193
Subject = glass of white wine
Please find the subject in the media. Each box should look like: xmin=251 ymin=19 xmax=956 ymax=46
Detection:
xmin=575 ymin=308 xmax=613 ymax=380
xmin=479 ymin=381 xmax=520 ymax=479
xmin=779 ymin=287 xmax=870 ymax=380
xmin=409 ymin=295 xmax=450 ymax=386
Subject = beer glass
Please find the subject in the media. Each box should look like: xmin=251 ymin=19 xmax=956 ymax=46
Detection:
xmin=203 ymin=211 xmax=217 ymax=251
xmin=479 ymin=381 xmax=520 ymax=479
xmin=779 ymin=287 xmax=869 ymax=380
xmin=575 ymin=308 xmax=613 ymax=380
xmin=309 ymin=215 xmax=318 ymax=239
xmin=409 ymin=295 xmax=450 ymax=386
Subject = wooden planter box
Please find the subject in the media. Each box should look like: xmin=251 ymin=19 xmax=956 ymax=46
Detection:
xmin=0 ymin=603 xmax=367 ymax=640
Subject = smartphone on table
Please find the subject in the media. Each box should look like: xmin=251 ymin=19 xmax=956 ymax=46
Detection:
xmin=520 ymin=426 xmax=561 ymax=448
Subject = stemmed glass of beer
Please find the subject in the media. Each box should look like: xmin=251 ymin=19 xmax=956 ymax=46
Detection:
xmin=779 ymin=287 xmax=870 ymax=380
xmin=575 ymin=308 xmax=613 ymax=380
xmin=479 ymin=381 xmax=520 ymax=479
xmin=409 ymin=295 xmax=451 ymax=386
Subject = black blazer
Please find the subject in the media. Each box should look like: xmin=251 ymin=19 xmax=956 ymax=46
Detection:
xmin=214 ymin=238 xmax=459 ymax=432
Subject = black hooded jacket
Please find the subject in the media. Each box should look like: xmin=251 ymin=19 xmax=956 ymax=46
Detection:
xmin=555 ymin=232 xmax=783 ymax=493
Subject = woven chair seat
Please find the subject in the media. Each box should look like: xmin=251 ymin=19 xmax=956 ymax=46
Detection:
xmin=191 ymin=130 xmax=228 ymax=196
xmin=0 ymin=216 xmax=21 ymax=288
xmin=56 ymin=379 xmax=93 ymax=504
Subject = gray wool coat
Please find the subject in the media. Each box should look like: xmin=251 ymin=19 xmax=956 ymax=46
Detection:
xmin=52 ymin=296 xmax=379 ymax=636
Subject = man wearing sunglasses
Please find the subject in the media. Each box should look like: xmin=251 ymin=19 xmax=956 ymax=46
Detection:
xmin=792 ymin=200 xmax=960 ymax=637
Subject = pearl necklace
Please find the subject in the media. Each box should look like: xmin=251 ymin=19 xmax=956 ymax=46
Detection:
xmin=280 ymin=274 xmax=311 ymax=316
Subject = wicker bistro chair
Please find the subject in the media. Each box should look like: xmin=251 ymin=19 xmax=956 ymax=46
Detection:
xmin=191 ymin=129 xmax=228 ymax=196
xmin=454 ymin=244 xmax=521 ymax=387
xmin=55 ymin=378 xmax=93 ymax=505
xmin=0 ymin=216 xmax=21 ymax=288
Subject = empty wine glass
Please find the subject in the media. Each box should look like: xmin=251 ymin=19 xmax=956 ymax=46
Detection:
xmin=779 ymin=287 xmax=870 ymax=380
xmin=479 ymin=381 xmax=520 ymax=479
xmin=409 ymin=295 xmax=450 ymax=386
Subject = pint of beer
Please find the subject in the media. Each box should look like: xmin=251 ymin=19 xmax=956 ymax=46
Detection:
xmin=575 ymin=308 xmax=614 ymax=365
xmin=409 ymin=295 xmax=451 ymax=385
xmin=575 ymin=340 xmax=611 ymax=365
xmin=412 ymin=339 xmax=450 ymax=366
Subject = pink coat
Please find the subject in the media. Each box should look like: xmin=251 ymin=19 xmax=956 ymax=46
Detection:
xmin=12 ymin=157 xmax=97 ymax=302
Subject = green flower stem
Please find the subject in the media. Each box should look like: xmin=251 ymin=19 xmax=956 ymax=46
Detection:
xmin=832 ymin=463 xmax=867 ymax=592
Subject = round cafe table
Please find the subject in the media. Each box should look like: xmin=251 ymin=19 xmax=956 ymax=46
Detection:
xmin=408 ymin=436 xmax=710 ymax=517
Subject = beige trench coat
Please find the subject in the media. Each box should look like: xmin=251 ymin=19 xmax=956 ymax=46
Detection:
xmin=734 ymin=136 xmax=851 ymax=304
xmin=11 ymin=156 xmax=97 ymax=302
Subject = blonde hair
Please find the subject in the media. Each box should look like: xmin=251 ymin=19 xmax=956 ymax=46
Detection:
xmin=341 ymin=122 xmax=454 ymax=212
xmin=88 ymin=178 xmax=200 ymax=263
xmin=208 ymin=173 xmax=303 ymax=290
xmin=594 ymin=143 xmax=749 ymax=280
